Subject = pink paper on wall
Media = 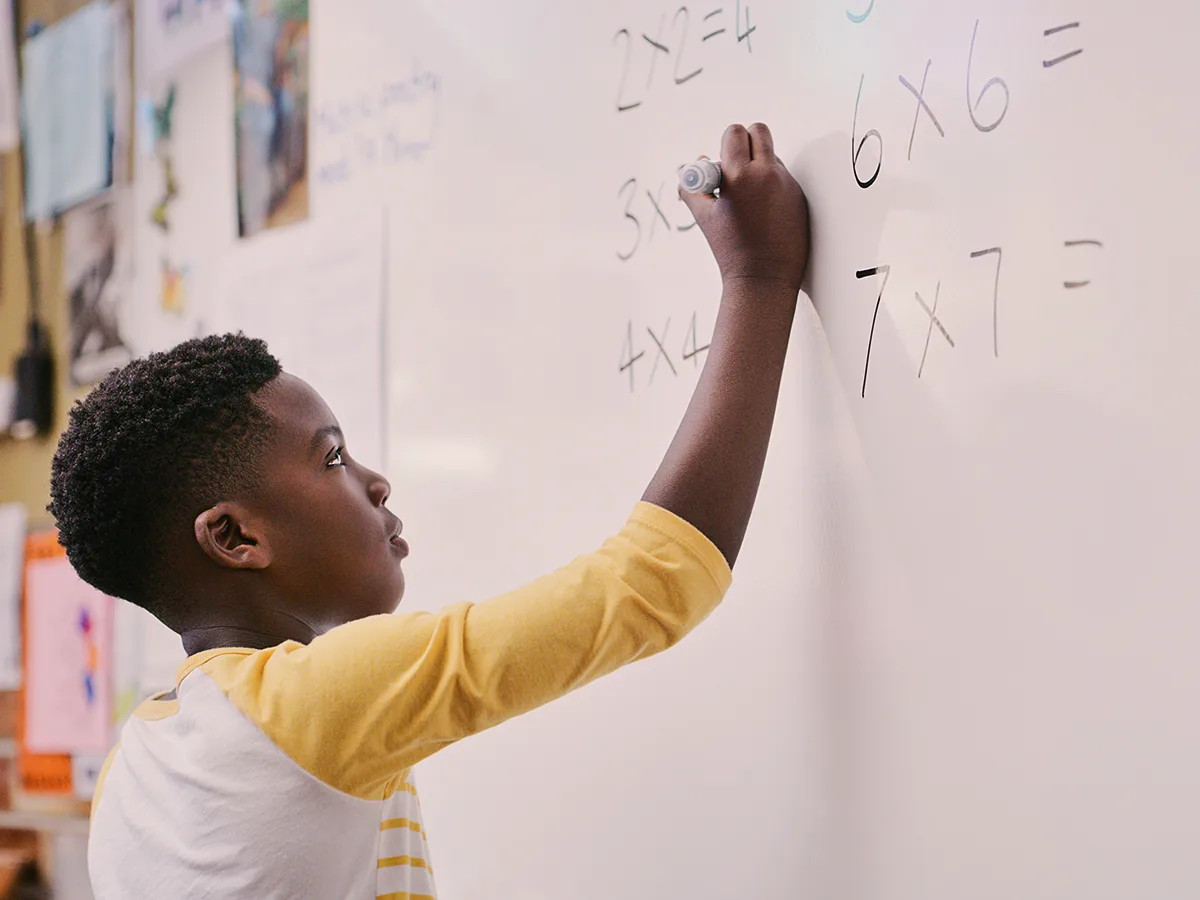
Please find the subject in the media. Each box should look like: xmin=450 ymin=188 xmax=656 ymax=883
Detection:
xmin=24 ymin=557 xmax=113 ymax=755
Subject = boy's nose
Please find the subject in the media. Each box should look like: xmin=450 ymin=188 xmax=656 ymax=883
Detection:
xmin=366 ymin=471 xmax=391 ymax=507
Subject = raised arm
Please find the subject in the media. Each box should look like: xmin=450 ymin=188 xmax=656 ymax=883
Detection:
xmin=213 ymin=123 xmax=811 ymax=790
xmin=642 ymin=123 xmax=810 ymax=566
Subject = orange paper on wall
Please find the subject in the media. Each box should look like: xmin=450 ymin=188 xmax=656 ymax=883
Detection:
xmin=18 ymin=532 xmax=113 ymax=793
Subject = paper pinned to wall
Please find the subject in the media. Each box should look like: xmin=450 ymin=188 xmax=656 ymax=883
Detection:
xmin=21 ymin=1 xmax=115 ymax=220
xmin=64 ymin=191 xmax=134 ymax=385
xmin=212 ymin=209 xmax=387 ymax=473
xmin=24 ymin=557 xmax=114 ymax=756
xmin=0 ymin=0 xmax=20 ymax=151
xmin=232 ymin=0 xmax=310 ymax=238
xmin=137 ymin=0 xmax=231 ymax=84
xmin=72 ymin=754 xmax=106 ymax=800
xmin=0 ymin=504 xmax=27 ymax=690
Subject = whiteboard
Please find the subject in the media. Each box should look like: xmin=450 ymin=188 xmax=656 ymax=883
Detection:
xmin=137 ymin=0 xmax=1200 ymax=897
xmin=213 ymin=210 xmax=388 ymax=474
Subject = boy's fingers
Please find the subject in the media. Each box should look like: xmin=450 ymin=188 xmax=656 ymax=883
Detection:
xmin=747 ymin=123 xmax=774 ymax=161
xmin=721 ymin=124 xmax=752 ymax=173
xmin=678 ymin=156 xmax=718 ymax=221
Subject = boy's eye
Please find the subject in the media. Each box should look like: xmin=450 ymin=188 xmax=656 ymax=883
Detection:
xmin=326 ymin=448 xmax=346 ymax=468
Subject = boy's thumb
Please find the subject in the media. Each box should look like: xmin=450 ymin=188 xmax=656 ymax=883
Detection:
xmin=678 ymin=184 xmax=715 ymax=227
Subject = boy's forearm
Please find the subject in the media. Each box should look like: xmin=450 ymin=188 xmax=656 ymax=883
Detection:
xmin=642 ymin=277 xmax=798 ymax=567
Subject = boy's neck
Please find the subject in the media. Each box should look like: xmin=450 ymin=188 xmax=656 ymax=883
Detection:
xmin=181 ymin=619 xmax=321 ymax=656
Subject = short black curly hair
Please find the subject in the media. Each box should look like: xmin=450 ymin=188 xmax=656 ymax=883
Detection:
xmin=49 ymin=333 xmax=282 ymax=623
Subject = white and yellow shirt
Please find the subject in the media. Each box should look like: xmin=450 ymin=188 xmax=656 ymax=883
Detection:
xmin=88 ymin=503 xmax=731 ymax=899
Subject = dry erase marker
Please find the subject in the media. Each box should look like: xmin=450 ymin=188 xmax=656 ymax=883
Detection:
xmin=679 ymin=159 xmax=722 ymax=195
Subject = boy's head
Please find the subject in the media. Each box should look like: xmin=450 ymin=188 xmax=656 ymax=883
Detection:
xmin=49 ymin=334 xmax=407 ymax=639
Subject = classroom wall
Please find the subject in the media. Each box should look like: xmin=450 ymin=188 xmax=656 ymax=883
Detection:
xmin=0 ymin=161 xmax=94 ymax=900
xmin=0 ymin=4 xmax=126 ymax=896
xmin=0 ymin=198 xmax=78 ymax=527
xmin=0 ymin=0 xmax=97 ymax=526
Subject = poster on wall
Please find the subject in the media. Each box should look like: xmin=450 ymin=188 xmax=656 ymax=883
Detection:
xmin=145 ymin=83 xmax=196 ymax=317
xmin=17 ymin=534 xmax=72 ymax=796
xmin=64 ymin=192 xmax=134 ymax=386
xmin=233 ymin=0 xmax=310 ymax=238
xmin=137 ymin=0 xmax=232 ymax=83
xmin=21 ymin=1 xmax=115 ymax=221
xmin=23 ymin=543 xmax=114 ymax=757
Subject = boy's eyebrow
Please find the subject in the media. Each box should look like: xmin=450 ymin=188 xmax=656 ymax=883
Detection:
xmin=310 ymin=425 xmax=344 ymax=454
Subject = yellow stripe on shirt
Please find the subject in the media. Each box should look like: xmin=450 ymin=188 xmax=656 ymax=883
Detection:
xmin=381 ymin=818 xmax=425 ymax=835
xmin=384 ymin=781 xmax=419 ymax=799
xmin=378 ymin=855 xmax=432 ymax=871
xmin=377 ymin=893 xmax=436 ymax=900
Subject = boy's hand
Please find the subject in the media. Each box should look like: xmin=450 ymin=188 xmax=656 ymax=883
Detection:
xmin=680 ymin=123 xmax=810 ymax=294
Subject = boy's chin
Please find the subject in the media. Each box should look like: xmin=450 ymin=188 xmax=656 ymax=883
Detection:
xmin=382 ymin=584 xmax=405 ymax=615
xmin=345 ymin=587 xmax=404 ymax=623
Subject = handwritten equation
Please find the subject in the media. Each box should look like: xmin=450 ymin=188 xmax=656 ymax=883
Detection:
xmin=619 ymin=313 xmax=712 ymax=391
xmin=855 ymin=239 xmax=1104 ymax=397
xmin=314 ymin=68 xmax=441 ymax=187
xmin=615 ymin=168 xmax=700 ymax=261
xmin=852 ymin=19 xmax=1084 ymax=185
xmin=612 ymin=2 xmax=756 ymax=113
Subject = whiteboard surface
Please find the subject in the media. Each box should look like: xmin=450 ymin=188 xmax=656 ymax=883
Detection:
xmin=137 ymin=1 xmax=1200 ymax=897
xmin=213 ymin=211 xmax=387 ymax=474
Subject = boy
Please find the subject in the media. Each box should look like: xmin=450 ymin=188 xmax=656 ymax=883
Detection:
xmin=52 ymin=123 xmax=809 ymax=899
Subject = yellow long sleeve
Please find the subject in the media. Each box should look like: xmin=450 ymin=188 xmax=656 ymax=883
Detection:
xmin=181 ymin=501 xmax=731 ymax=799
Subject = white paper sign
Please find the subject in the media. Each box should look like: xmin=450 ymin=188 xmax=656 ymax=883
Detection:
xmin=138 ymin=0 xmax=231 ymax=83
xmin=21 ymin=2 xmax=115 ymax=220
xmin=0 ymin=0 xmax=20 ymax=151
xmin=0 ymin=504 xmax=26 ymax=690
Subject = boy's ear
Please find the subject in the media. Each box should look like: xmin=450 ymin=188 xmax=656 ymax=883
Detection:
xmin=193 ymin=503 xmax=271 ymax=570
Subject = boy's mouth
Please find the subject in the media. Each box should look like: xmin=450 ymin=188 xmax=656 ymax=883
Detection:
xmin=384 ymin=513 xmax=408 ymax=557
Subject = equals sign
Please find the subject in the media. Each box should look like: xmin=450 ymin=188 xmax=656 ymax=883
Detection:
xmin=1043 ymin=21 xmax=1082 ymax=67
